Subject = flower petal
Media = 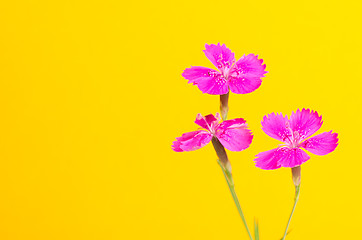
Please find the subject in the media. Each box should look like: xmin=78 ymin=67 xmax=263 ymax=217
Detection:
xmin=215 ymin=118 xmax=253 ymax=151
xmin=300 ymin=131 xmax=338 ymax=155
xmin=182 ymin=66 xmax=228 ymax=95
xmin=203 ymin=43 xmax=235 ymax=71
xmin=254 ymin=147 xmax=310 ymax=170
xmin=172 ymin=130 xmax=212 ymax=152
xmin=254 ymin=148 xmax=282 ymax=170
xmin=228 ymin=54 xmax=267 ymax=94
xmin=289 ymin=109 xmax=323 ymax=141
xmin=261 ymin=112 xmax=292 ymax=144
xmin=194 ymin=113 xmax=220 ymax=130
xmin=228 ymin=74 xmax=262 ymax=94
xmin=236 ymin=54 xmax=267 ymax=75
xmin=278 ymin=147 xmax=311 ymax=168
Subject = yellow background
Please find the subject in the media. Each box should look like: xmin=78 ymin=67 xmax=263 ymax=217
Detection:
xmin=0 ymin=0 xmax=361 ymax=239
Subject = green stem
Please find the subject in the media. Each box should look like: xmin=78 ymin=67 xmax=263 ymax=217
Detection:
xmin=281 ymin=185 xmax=300 ymax=240
xmin=217 ymin=160 xmax=253 ymax=240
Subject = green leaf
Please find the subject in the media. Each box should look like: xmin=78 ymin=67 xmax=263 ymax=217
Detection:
xmin=254 ymin=219 xmax=260 ymax=240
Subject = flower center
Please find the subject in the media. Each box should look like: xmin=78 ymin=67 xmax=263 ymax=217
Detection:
xmin=291 ymin=131 xmax=301 ymax=148
xmin=216 ymin=55 xmax=235 ymax=80
xmin=283 ymin=122 xmax=302 ymax=148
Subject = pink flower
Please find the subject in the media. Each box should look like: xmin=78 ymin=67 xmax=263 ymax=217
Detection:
xmin=182 ymin=43 xmax=267 ymax=95
xmin=172 ymin=113 xmax=253 ymax=152
xmin=254 ymin=109 xmax=339 ymax=170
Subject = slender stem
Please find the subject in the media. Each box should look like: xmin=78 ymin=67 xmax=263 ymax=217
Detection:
xmin=281 ymin=185 xmax=300 ymax=240
xmin=217 ymin=160 xmax=253 ymax=240
xmin=212 ymin=137 xmax=253 ymax=240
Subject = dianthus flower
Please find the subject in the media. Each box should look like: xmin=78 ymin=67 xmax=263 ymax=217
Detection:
xmin=182 ymin=43 xmax=267 ymax=95
xmin=254 ymin=109 xmax=338 ymax=170
xmin=172 ymin=113 xmax=254 ymax=239
xmin=172 ymin=113 xmax=253 ymax=152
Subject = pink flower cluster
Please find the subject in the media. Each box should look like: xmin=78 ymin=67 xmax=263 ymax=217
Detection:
xmin=173 ymin=43 xmax=338 ymax=170
xmin=173 ymin=43 xmax=339 ymax=240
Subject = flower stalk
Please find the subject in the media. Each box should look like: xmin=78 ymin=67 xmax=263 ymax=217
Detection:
xmin=281 ymin=166 xmax=301 ymax=240
xmin=220 ymin=92 xmax=229 ymax=121
xmin=212 ymin=137 xmax=253 ymax=240
xmin=211 ymin=137 xmax=231 ymax=172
